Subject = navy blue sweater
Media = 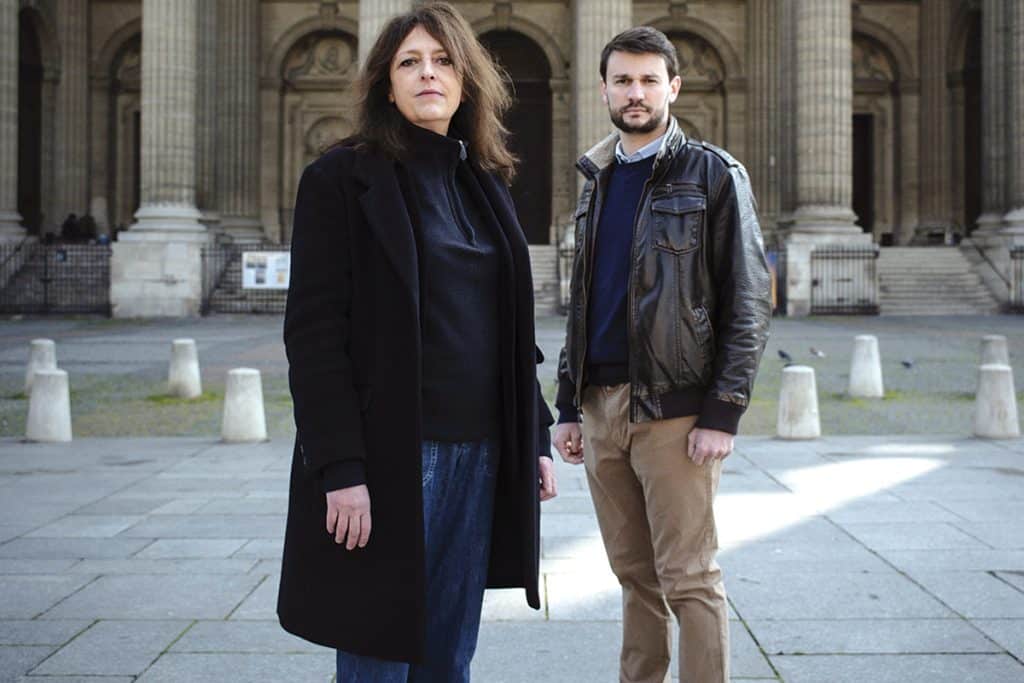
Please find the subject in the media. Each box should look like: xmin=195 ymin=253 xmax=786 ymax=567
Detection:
xmin=585 ymin=155 xmax=656 ymax=380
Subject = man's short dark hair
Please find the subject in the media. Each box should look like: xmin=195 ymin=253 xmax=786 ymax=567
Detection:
xmin=600 ymin=27 xmax=680 ymax=81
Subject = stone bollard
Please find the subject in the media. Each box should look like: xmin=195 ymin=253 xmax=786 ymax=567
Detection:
xmin=221 ymin=368 xmax=267 ymax=442
xmin=849 ymin=335 xmax=884 ymax=398
xmin=777 ymin=365 xmax=821 ymax=440
xmin=168 ymin=339 xmax=202 ymax=399
xmin=26 ymin=369 xmax=72 ymax=442
xmin=973 ymin=364 xmax=1020 ymax=439
xmin=980 ymin=335 xmax=1010 ymax=366
xmin=24 ymin=338 xmax=57 ymax=395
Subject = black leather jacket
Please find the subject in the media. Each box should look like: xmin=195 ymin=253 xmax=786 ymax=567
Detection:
xmin=556 ymin=117 xmax=771 ymax=434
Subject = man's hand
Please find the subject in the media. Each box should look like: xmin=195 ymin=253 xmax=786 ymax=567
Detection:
xmin=553 ymin=422 xmax=584 ymax=464
xmin=687 ymin=427 xmax=734 ymax=466
xmin=539 ymin=456 xmax=558 ymax=501
xmin=325 ymin=484 xmax=371 ymax=550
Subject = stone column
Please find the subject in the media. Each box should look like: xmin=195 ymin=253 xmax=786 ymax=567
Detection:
xmin=746 ymin=0 xmax=781 ymax=234
xmin=196 ymin=0 xmax=218 ymax=231
xmin=52 ymin=0 xmax=90 ymax=228
xmin=790 ymin=0 xmax=859 ymax=234
xmin=573 ymin=0 xmax=631 ymax=194
xmin=977 ymin=0 xmax=1008 ymax=233
xmin=0 ymin=0 xmax=24 ymax=241
xmin=915 ymin=0 xmax=952 ymax=240
xmin=112 ymin=0 xmax=207 ymax=317
xmin=785 ymin=0 xmax=867 ymax=316
xmin=1002 ymin=0 xmax=1024 ymax=237
xmin=359 ymin=0 xmax=413 ymax=66
xmin=216 ymin=0 xmax=263 ymax=242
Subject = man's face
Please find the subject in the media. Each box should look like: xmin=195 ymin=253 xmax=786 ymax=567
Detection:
xmin=601 ymin=51 xmax=681 ymax=134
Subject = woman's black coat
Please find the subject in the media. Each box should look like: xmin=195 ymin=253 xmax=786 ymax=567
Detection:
xmin=277 ymin=142 xmax=553 ymax=663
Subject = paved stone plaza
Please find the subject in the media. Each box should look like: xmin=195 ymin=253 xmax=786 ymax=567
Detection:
xmin=1 ymin=315 xmax=1023 ymax=681
xmin=1 ymin=435 xmax=1023 ymax=682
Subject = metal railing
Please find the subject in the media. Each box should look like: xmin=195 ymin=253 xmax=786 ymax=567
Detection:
xmin=810 ymin=244 xmax=880 ymax=315
xmin=0 ymin=242 xmax=112 ymax=315
xmin=201 ymin=242 xmax=290 ymax=315
xmin=1011 ymin=246 xmax=1024 ymax=313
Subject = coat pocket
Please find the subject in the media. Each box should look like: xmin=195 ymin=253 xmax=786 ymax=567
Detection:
xmin=651 ymin=194 xmax=705 ymax=255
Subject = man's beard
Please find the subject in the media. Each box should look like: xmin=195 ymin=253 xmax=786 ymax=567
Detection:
xmin=609 ymin=101 xmax=667 ymax=134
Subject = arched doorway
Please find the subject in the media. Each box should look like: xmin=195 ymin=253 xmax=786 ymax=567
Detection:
xmin=278 ymin=31 xmax=357 ymax=243
xmin=852 ymin=34 xmax=900 ymax=239
xmin=18 ymin=10 xmax=43 ymax=234
xmin=666 ymin=32 xmax=726 ymax=144
xmin=957 ymin=12 xmax=982 ymax=234
xmin=479 ymin=30 xmax=552 ymax=244
xmin=109 ymin=35 xmax=141 ymax=231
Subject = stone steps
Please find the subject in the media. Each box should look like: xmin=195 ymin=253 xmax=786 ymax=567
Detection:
xmin=877 ymin=247 xmax=999 ymax=315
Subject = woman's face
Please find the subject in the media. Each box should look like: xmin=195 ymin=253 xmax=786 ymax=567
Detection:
xmin=388 ymin=26 xmax=463 ymax=135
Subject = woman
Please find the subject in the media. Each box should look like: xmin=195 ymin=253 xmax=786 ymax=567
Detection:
xmin=276 ymin=3 xmax=556 ymax=681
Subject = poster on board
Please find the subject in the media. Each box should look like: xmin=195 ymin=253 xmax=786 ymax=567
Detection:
xmin=242 ymin=251 xmax=290 ymax=289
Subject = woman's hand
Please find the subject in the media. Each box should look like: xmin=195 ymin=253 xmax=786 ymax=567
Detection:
xmin=539 ymin=457 xmax=558 ymax=502
xmin=325 ymin=484 xmax=371 ymax=550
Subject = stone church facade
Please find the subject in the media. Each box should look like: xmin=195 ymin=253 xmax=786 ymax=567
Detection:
xmin=1 ymin=0 xmax=1022 ymax=316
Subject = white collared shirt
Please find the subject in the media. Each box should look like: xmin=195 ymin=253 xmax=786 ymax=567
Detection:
xmin=614 ymin=132 xmax=667 ymax=164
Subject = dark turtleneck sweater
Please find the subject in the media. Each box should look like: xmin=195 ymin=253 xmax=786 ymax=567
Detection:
xmin=321 ymin=123 xmax=502 ymax=493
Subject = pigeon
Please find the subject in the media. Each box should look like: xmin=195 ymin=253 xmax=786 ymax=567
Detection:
xmin=809 ymin=347 xmax=826 ymax=358
xmin=778 ymin=349 xmax=793 ymax=363
xmin=901 ymin=359 xmax=914 ymax=369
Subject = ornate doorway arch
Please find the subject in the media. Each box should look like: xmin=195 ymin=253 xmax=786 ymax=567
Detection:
xmin=666 ymin=31 xmax=727 ymax=145
xmin=277 ymin=31 xmax=357 ymax=243
xmin=479 ymin=30 xmax=552 ymax=244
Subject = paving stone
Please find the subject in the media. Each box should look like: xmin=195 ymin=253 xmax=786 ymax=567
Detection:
xmin=731 ymin=622 xmax=775 ymax=678
xmin=474 ymin=622 xmax=619 ymax=681
xmin=32 ymin=620 xmax=190 ymax=676
xmin=541 ymin=535 xmax=609 ymax=561
xmin=148 ymin=499 xmax=210 ymax=515
xmin=0 ymin=576 xmax=96 ymax=619
xmin=770 ymin=653 xmax=1024 ymax=683
xmin=194 ymin=499 xmax=286 ymax=515
xmin=0 ymin=538 xmax=152 ymax=560
xmin=67 ymin=559 xmax=257 ymax=575
xmin=26 ymin=516 xmax=144 ymax=539
xmin=134 ymin=539 xmax=248 ymax=560
xmin=878 ymin=549 xmax=1024 ymax=573
xmin=481 ymin=587 xmax=547 ymax=622
xmin=16 ymin=677 xmax=133 ymax=682
xmin=540 ymin=513 xmax=601 ymax=537
xmin=938 ymin=500 xmax=1024 ymax=523
xmin=230 ymin=539 xmax=282 ymax=560
xmin=545 ymin=572 xmax=622 ymax=621
xmin=971 ymin=619 xmax=1024 ymax=660
xmin=953 ymin=522 xmax=1024 ymax=549
xmin=72 ymin=497 xmax=176 ymax=516
xmin=169 ymin=620 xmax=323 ymax=654
xmin=839 ymin=522 xmax=989 ymax=550
xmin=42 ymin=574 xmax=262 ymax=620
xmin=0 ymin=646 xmax=53 ymax=683
xmin=0 ymin=560 xmax=78 ymax=575
xmin=747 ymin=618 xmax=998 ymax=655
xmin=0 ymin=621 xmax=90 ymax=647
xmin=227 ymin=576 xmax=278 ymax=621
xmin=721 ymin=540 xmax=894 ymax=575
xmin=117 ymin=515 xmax=284 ymax=539
xmin=134 ymin=652 xmax=333 ymax=682
xmin=996 ymin=570 xmax=1024 ymax=591
xmin=824 ymin=501 xmax=963 ymax=524
xmin=911 ymin=572 xmax=1024 ymax=618
xmin=727 ymin=571 xmax=954 ymax=620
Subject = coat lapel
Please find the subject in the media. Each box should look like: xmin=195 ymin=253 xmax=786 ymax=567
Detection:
xmin=354 ymin=153 xmax=420 ymax=303
xmin=471 ymin=167 xmax=532 ymax=292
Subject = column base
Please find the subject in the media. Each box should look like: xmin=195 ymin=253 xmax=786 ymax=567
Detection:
xmin=0 ymin=210 xmax=27 ymax=243
xmin=782 ymin=223 xmax=874 ymax=317
xmin=125 ymin=204 xmax=208 ymax=242
xmin=1002 ymin=207 xmax=1024 ymax=240
xmin=219 ymin=215 xmax=265 ymax=244
xmin=790 ymin=204 xmax=863 ymax=235
xmin=974 ymin=211 xmax=1005 ymax=235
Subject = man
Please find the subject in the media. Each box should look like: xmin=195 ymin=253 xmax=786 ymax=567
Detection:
xmin=554 ymin=27 xmax=770 ymax=683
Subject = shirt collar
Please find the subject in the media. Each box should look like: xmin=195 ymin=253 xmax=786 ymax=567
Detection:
xmin=614 ymin=132 xmax=667 ymax=164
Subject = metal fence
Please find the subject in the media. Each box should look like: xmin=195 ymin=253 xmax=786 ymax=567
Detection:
xmin=0 ymin=241 xmax=112 ymax=315
xmin=201 ymin=242 xmax=290 ymax=314
xmin=810 ymin=244 xmax=880 ymax=315
xmin=1011 ymin=246 xmax=1024 ymax=313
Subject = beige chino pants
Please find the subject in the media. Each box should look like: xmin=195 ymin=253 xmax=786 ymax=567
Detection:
xmin=581 ymin=383 xmax=728 ymax=683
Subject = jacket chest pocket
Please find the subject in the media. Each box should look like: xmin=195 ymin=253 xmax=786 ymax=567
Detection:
xmin=651 ymin=194 xmax=705 ymax=255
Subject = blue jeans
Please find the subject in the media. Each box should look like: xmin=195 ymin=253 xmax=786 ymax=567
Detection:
xmin=336 ymin=438 xmax=500 ymax=683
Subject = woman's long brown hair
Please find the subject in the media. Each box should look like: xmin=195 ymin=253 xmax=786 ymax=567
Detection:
xmin=352 ymin=2 xmax=517 ymax=182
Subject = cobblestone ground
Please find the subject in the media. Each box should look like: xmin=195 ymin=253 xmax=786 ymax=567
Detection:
xmin=2 ymin=314 xmax=1020 ymax=439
